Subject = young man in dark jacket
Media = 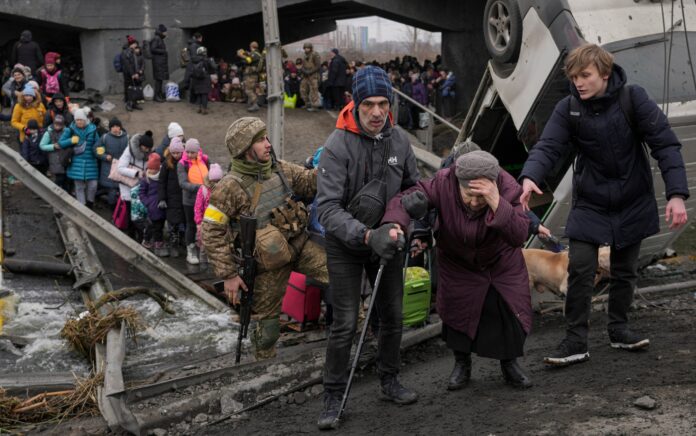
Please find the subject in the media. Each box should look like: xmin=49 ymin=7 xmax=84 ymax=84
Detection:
xmin=327 ymin=48 xmax=348 ymax=110
xmin=121 ymin=36 xmax=144 ymax=111
xmin=316 ymin=65 xmax=420 ymax=429
xmin=519 ymin=44 xmax=689 ymax=367
xmin=150 ymin=24 xmax=169 ymax=103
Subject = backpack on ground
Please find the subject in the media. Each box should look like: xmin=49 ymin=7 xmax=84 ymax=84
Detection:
xmin=282 ymin=272 xmax=322 ymax=328
xmin=142 ymin=39 xmax=152 ymax=60
xmin=113 ymin=53 xmax=123 ymax=73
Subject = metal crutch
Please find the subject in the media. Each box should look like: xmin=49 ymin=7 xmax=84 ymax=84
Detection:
xmin=335 ymin=235 xmax=405 ymax=425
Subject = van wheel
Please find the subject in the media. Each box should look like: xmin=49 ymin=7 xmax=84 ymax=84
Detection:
xmin=483 ymin=0 xmax=522 ymax=64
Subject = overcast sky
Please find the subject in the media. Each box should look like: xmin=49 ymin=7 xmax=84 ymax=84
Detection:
xmin=337 ymin=16 xmax=442 ymax=43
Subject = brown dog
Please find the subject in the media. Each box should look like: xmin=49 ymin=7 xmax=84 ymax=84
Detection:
xmin=522 ymin=247 xmax=611 ymax=296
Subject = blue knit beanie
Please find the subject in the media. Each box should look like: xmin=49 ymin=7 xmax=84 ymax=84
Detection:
xmin=352 ymin=65 xmax=393 ymax=107
xmin=22 ymin=84 xmax=35 ymax=97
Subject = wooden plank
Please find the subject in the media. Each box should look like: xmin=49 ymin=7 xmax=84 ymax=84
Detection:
xmin=0 ymin=142 xmax=227 ymax=311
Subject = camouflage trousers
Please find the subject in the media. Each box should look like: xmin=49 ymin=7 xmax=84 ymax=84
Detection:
xmin=244 ymin=75 xmax=258 ymax=105
xmin=300 ymin=76 xmax=321 ymax=108
xmin=251 ymin=237 xmax=328 ymax=360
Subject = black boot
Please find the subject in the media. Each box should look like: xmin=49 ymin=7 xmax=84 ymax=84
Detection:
xmin=380 ymin=374 xmax=418 ymax=405
xmin=447 ymin=351 xmax=471 ymax=391
xmin=86 ymin=201 xmax=94 ymax=210
xmin=500 ymin=359 xmax=532 ymax=389
xmin=317 ymin=391 xmax=342 ymax=430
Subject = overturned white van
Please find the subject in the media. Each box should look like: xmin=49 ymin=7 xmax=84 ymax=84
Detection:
xmin=467 ymin=0 xmax=696 ymax=266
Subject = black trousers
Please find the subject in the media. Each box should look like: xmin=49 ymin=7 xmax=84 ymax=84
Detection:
xmin=155 ymin=79 xmax=164 ymax=99
xmin=330 ymin=86 xmax=344 ymax=110
xmin=144 ymin=219 xmax=165 ymax=242
xmin=566 ymin=239 xmax=641 ymax=344
xmin=323 ymin=235 xmax=404 ymax=394
xmin=195 ymin=93 xmax=208 ymax=109
xmin=183 ymin=205 xmax=196 ymax=245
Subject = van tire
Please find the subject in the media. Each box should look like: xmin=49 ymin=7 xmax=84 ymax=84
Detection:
xmin=483 ymin=0 xmax=523 ymax=64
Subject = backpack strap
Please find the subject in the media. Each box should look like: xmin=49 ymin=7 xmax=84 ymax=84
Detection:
xmin=568 ymin=95 xmax=581 ymax=139
xmin=618 ymin=85 xmax=643 ymax=142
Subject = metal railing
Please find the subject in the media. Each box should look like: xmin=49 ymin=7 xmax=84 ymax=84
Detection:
xmin=392 ymin=88 xmax=460 ymax=152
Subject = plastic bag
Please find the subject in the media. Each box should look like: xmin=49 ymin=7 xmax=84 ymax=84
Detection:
xmin=143 ymin=84 xmax=154 ymax=101
xmin=283 ymin=93 xmax=297 ymax=109
xmin=418 ymin=112 xmax=430 ymax=129
xmin=165 ymin=82 xmax=180 ymax=101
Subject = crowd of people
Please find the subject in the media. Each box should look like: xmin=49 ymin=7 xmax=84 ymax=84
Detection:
xmin=3 ymin=25 xmax=689 ymax=434
xmin=114 ymin=29 xmax=456 ymax=124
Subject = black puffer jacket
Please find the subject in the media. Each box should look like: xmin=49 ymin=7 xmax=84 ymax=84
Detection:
xmin=519 ymin=64 xmax=689 ymax=249
xmin=191 ymin=59 xmax=216 ymax=95
xmin=158 ymin=156 xmax=185 ymax=224
xmin=121 ymin=47 xmax=145 ymax=86
xmin=11 ymin=31 xmax=43 ymax=74
xmin=150 ymin=32 xmax=169 ymax=80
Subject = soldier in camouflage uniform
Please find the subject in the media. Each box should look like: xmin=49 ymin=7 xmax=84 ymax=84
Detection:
xmin=300 ymin=42 xmax=322 ymax=112
xmin=202 ymin=117 xmax=328 ymax=360
xmin=238 ymin=41 xmax=263 ymax=112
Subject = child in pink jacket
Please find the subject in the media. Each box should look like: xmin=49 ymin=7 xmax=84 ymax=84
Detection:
xmin=194 ymin=163 xmax=223 ymax=262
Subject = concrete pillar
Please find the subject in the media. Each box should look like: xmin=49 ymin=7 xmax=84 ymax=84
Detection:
xmin=441 ymin=1 xmax=487 ymax=117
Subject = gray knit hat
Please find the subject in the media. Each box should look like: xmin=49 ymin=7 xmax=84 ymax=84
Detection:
xmin=455 ymin=150 xmax=499 ymax=187
xmin=451 ymin=140 xmax=481 ymax=161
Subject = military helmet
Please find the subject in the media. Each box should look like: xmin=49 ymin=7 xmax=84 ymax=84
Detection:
xmin=303 ymin=42 xmax=313 ymax=49
xmin=226 ymin=117 xmax=267 ymax=158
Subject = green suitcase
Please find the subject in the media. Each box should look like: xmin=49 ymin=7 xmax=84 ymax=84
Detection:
xmin=403 ymin=266 xmax=431 ymax=327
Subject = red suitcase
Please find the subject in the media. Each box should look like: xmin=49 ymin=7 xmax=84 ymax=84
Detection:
xmin=282 ymin=272 xmax=321 ymax=325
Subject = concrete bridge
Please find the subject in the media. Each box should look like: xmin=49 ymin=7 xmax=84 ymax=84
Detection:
xmin=0 ymin=0 xmax=488 ymax=113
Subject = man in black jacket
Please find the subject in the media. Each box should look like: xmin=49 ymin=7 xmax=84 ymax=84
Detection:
xmin=327 ymin=48 xmax=348 ymax=110
xmin=316 ymin=65 xmax=420 ymax=429
xmin=185 ymin=32 xmax=203 ymax=103
xmin=519 ymin=44 xmax=689 ymax=368
xmin=150 ymin=24 xmax=169 ymax=102
xmin=11 ymin=30 xmax=43 ymax=75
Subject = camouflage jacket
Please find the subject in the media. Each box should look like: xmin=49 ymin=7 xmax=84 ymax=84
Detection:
xmin=242 ymin=49 xmax=262 ymax=77
xmin=302 ymin=51 xmax=321 ymax=78
xmin=202 ymin=160 xmax=317 ymax=279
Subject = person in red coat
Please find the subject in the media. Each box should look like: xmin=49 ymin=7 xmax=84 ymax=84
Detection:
xmin=383 ymin=150 xmax=533 ymax=389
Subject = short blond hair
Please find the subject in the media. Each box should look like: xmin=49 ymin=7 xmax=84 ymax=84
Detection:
xmin=564 ymin=44 xmax=614 ymax=79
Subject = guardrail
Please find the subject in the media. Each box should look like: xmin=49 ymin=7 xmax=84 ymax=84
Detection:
xmin=392 ymin=88 xmax=461 ymax=152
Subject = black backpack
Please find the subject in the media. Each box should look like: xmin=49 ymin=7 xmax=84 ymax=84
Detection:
xmin=193 ymin=61 xmax=207 ymax=79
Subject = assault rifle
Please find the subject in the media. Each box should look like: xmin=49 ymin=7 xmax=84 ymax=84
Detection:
xmin=236 ymin=214 xmax=257 ymax=364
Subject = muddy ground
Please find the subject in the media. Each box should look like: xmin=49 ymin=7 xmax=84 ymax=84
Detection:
xmin=201 ymin=286 xmax=696 ymax=436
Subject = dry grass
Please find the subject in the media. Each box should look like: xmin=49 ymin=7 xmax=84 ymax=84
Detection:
xmin=60 ymin=305 xmax=144 ymax=361
xmin=0 ymin=372 xmax=103 ymax=430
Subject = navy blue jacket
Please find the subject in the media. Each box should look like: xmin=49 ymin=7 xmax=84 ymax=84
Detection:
xmin=519 ymin=64 xmax=689 ymax=249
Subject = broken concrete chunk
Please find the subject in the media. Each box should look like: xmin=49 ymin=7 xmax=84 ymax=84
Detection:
xmin=149 ymin=429 xmax=167 ymax=436
xmin=293 ymin=391 xmax=307 ymax=405
xmin=220 ymin=394 xmax=243 ymax=415
xmin=634 ymin=395 xmax=657 ymax=410
xmin=193 ymin=413 xmax=208 ymax=423
xmin=310 ymin=384 xmax=324 ymax=396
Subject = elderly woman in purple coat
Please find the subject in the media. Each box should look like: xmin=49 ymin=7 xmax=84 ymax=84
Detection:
xmin=383 ymin=150 xmax=533 ymax=389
